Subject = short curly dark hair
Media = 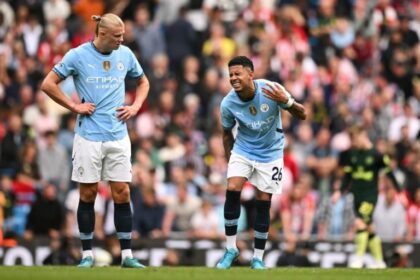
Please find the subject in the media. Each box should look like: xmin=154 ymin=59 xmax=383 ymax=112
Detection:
xmin=228 ymin=56 xmax=254 ymax=71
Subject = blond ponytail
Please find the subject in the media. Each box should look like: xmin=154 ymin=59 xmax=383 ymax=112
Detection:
xmin=91 ymin=14 xmax=123 ymax=36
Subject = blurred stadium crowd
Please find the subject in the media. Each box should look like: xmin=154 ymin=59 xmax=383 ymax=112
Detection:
xmin=0 ymin=0 xmax=419 ymax=264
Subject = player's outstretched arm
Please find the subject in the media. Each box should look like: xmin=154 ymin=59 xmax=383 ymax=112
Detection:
xmin=41 ymin=71 xmax=95 ymax=115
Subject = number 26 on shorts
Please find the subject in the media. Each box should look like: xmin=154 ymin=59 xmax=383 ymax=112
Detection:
xmin=272 ymin=167 xmax=283 ymax=181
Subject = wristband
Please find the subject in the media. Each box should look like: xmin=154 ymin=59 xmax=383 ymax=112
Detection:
xmin=284 ymin=97 xmax=294 ymax=108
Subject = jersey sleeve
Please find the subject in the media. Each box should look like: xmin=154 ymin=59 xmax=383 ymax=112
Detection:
xmin=377 ymin=152 xmax=391 ymax=169
xmin=220 ymin=99 xmax=235 ymax=130
xmin=338 ymin=150 xmax=350 ymax=167
xmin=52 ymin=49 xmax=78 ymax=79
xmin=339 ymin=150 xmax=353 ymax=192
xmin=126 ymin=49 xmax=144 ymax=79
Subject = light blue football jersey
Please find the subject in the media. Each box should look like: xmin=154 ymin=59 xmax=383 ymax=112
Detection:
xmin=53 ymin=42 xmax=144 ymax=142
xmin=220 ymin=79 xmax=291 ymax=163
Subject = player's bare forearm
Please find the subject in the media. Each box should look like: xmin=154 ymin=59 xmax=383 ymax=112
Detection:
xmin=41 ymin=71 xmax=76 ymax=111
xmin=222 ymin=129 xmax=235 ymax=162
xmin=41 ymin=71 xmax=95 ymax=115
xmin=287 ymin=101 xmax=306 ymax=120
xmin=117 ymin=75 xmax=149 ymax=121
xmin=132 ymin=74 xmax=150 ymax=111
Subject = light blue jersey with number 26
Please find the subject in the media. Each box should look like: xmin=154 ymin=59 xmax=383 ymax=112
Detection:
xmin=220 ymin=79 xmax=290 ymax=163
xmin=53 ymin=42 xmax=144 ymax=142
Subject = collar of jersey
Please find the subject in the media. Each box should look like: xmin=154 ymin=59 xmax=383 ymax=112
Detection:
xmin=90 ymin=41 xmax=112 ymax=56
xmin=237 ymin=81 xmax=257 ymax=102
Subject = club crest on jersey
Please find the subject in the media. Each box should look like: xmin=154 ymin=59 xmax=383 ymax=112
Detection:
xmin=117 ymin=62 xmax=124 ymax=71
xmin=249 ymin=105 xmax=257 ymax=115
xmin=366 ymin=156 xmax=374 ymax=165
xmin=261 ymin=103 xmax=269 ymax=112
xmin=103 ymin=61 xmax=111 ymax=71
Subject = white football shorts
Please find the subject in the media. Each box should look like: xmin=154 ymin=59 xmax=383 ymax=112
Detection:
xmin=227 ymin=152 xmax=284 ymax=194
xmin=71 ymin=134 xmax=132 ymax=183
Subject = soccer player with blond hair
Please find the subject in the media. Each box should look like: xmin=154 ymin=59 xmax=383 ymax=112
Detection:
xmin=41 ymin=13 xmax=149 ymax=268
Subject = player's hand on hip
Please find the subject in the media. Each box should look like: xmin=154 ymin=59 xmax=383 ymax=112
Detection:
xmin=117 ymin=105 xmax=138 ymax=121
xmin=74 ymin=102 xmax=95 ymax=115
xmin=262 ymin=82 xmax=289 ymax=103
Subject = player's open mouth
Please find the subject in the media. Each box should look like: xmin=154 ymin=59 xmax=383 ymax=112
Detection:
xmin=232 ymin=82 xmax=241 ymax=89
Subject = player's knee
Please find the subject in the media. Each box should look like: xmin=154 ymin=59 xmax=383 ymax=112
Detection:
xmin=255 ymin=191 xmax=272 ymax=201
xmin=226 ymin=184 xmax=242 ymax=192
xmin=112 ymin=186 xmax=130 ymax=203
xmin=80 ymin=189 xmax=97 ymax=202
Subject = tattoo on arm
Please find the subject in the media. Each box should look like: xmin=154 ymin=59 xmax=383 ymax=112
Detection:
xmin=287 ymin=101 xmax=306 ymax=120
xmin=222 ymin=129 xmax=235 ymax=162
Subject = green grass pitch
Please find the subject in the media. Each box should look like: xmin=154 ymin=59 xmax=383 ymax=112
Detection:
xmin=1 ymin=266 xmax=420 ymax=280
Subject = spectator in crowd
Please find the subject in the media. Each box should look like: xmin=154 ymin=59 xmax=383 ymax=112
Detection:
xmin=16 ymin=141 xmax=41 ymax=185
xmin=184 ymin=161 xmax=208 ymax=197
xmin=388 ymin=102 xmax=420 ymax=143
xmin=160 ymin=165 xmax=200 ymax=202
xmin=202 ymin=22 xmax=236 ymax=65
xmin=37 ymin=129 xmax=69 ymax=201
xmin=279 ymin=178 xmax=316 ymax=243
xmin=146 ymin=53 xmax=173 ymax=107
xmin=316 ymin=192 xmax=355 ymax=241
xmin=21 ymin=14 xmax=43 ymax=58
xmin=177 ymin=56 xmax=201 ymax=107
xmin=305 ymin=127 xmax=338 ymax=200
xmin=291 ymin=122 xmax=316 ymax=172
xmin=153 ymin=0 xmax=188 ymax=26
xmin=374 ymin=184 xmax=406 ymax=242
xmin=402 ymin=145 xmax=420 ymax=206
xmin=132 ymin=186 xmax=165 ymax=239
xmin=164 ymin=5 xmax=197 ymax=73
xmin=204 ymin=0 xmax=249 ymax=32
xmin=0 ymin=112 xmax=27 ymax=177
xmin=395 ymin=125 xmax=413 ymax=169
xmin=23 ymin=182 xmax=64 ymax=241
xmin=42 ymin=0 xmax=71 ymax=24
xmin=406 ymin=188 xmax=420 ymax=241
xmin=190 ymin=199 xmax=220 ymax=239
xmin=11 ymin=140 xmax=40 ymax=236
xmin=0 ymin=1 xmax=14 ymax=33
xmin=133 ymin=4 xmax=166 ymax=70
xmin=162 ymin=184 xmax=202 ymax=236
xmin=57 ymin=113 xmax=76 ymax=166
xmin=158 ymin=133 xmax=186 ymax=182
